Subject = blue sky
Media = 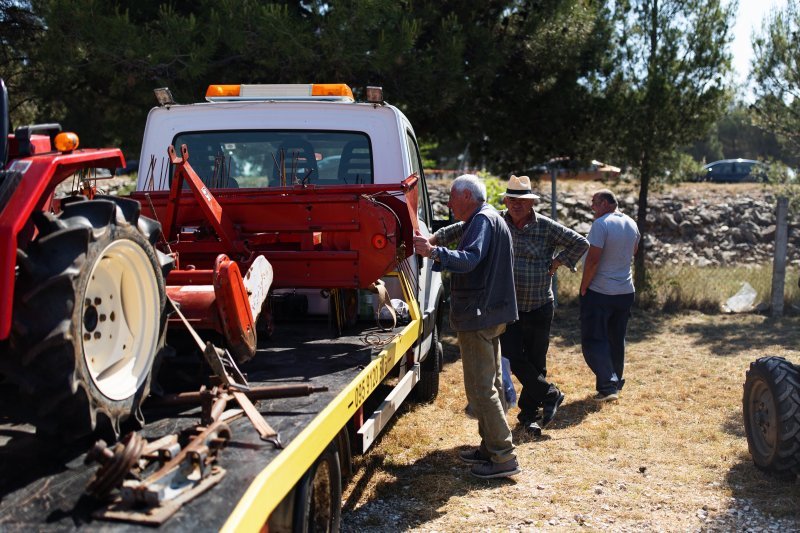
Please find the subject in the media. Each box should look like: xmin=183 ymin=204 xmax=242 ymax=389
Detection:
xmin=731 ymin=0 xmax=786 ymax=90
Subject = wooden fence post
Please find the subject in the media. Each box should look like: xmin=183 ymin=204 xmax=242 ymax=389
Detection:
xmin=551 ymin=167 xmax=558 ymax=308
xmin=770 ymin=196 xmax=789 ymax=318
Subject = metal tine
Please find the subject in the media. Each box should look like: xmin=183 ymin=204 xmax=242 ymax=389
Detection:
xmin=145 ymin=154 xmax=156 ymax=191
xmin=271 ymin=152 xmax=281 ymax=187
xmin=161 ymin=157 xmax=169 ymax=190
xmin=302 ymin=167 xmax=314 ymax=185
xmin=281 ymin=148 xmax=286 ymax=186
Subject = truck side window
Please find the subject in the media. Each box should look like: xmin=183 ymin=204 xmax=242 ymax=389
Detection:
xmin=405 ymin=131 xmax=431 ymax=227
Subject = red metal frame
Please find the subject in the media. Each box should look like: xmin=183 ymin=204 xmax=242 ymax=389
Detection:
xmin=131 ymin=146 xmax=420 ymax=291
xmin=0 ymin=144 xmax=125 ymax=340
xmin=127 ymin=144 xmax=421 ymax=352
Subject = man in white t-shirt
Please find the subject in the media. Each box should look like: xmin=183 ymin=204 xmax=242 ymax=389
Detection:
xmin=579 ymin=189 xmax=640 ymax=402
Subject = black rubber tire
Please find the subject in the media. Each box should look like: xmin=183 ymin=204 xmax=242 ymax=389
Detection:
xmin=413 ymin=323 xmax=443 ymax=403
xmin=9 ymin=197 xmax=172 ymax=441
xmin=293 ymin=442 xmax=342 ymax=533
xmin=743 ymin=356 xmax=800 ymax=476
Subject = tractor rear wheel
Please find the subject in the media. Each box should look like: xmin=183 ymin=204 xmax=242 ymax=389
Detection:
xmin=10 ymin=197 xmax=171 ymax=440
xmin=743 ymin=356 xmax=800 ymax=476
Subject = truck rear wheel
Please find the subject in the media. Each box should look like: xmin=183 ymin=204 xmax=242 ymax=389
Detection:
xmin=743 ymin=356 xmax=800 ymax=476
xmin=413 ymin=324 xmax=443 ymax=403
xmin=10 ymin=197 xmax=171 ymax=440
xmin=293 ymin=443 xmax=342 ymax=532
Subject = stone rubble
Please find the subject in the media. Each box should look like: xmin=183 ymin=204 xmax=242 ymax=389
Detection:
xmin=427 ymin=181 xmax=800 ymax=267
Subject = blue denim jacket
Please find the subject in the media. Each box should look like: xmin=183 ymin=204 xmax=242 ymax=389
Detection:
xmin=435 ymin=204 xmax=518 ymax=332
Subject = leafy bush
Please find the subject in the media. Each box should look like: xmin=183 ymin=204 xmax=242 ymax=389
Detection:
xmin=666 ymin=153 xmax=705 ymax=184
xmin=479 ymin=173 xmax=505 ymax=210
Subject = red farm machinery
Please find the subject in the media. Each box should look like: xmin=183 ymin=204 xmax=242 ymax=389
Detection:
xmin=0 ymin=79 xmax=422 ymax=443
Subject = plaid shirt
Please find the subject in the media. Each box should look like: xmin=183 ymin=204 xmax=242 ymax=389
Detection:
xmin=434 ymin=209 xmax=588 ymax=311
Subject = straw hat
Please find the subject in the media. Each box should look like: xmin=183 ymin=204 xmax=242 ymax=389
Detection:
xmin=502 ymin=175 xmax=540 ymax=199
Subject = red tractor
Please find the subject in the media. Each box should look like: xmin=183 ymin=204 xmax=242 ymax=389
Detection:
xmin=0 ymin=79 xmax=173 ymax=440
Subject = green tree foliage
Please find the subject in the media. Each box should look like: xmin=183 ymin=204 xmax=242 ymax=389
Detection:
xmin=5 ymin=0 xmax=616 ymax=169
xmin=686 ymin=103 xmax=794 ymax=166
xmin=597 ymin=0 xmax=734 ymax=290
xmin=0 ymin=0 xmax=43 ymax=124
xmin=751 ymin=0 xmax=800 ymax=160
xmin=461 ymin=1 xmax=616 ymax=174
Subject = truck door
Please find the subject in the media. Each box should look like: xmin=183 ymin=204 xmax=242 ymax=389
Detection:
xmin=404 ymin=130 xmax=436 ymax=350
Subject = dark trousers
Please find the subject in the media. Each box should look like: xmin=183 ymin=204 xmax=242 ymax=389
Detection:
xmin=499 ymin=301 xmax=558 ymax=421
xmin=580 ymin=289 xmax=634 ymax=395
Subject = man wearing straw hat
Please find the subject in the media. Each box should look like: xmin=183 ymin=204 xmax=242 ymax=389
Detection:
xmin=432 ymin=175 xmax=588 ymax=436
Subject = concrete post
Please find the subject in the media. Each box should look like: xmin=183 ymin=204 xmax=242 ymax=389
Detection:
xmin=770 ymin=196 xmax=789 ymax=317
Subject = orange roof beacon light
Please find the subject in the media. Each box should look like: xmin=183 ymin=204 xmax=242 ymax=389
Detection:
xmin=205 ymin=84 xmax=355 ymax=102
xmin=54 ymin=132 xmax=79 ymax=152
xmin=310 ymin=84 xmax=354 ymax=99
xmin=205 ymin=85 xmax=241 ymax=99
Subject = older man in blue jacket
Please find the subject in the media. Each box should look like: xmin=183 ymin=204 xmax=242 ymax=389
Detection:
xmin=414 ymin=174 xmax=519 ymax=479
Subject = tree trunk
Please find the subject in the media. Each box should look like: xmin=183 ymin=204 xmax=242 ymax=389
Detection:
xmin=634 ymin=0 xmax=659 ymax=294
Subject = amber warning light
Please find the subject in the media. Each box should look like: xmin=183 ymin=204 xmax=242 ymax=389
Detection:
xmin=54 ymin=132 xmax=79 ymax=152
xmin=205 ymin=84 xmax=354 ymax=102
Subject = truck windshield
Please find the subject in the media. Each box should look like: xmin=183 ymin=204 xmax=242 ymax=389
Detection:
xmin=171 ymin=131 xmax=372 ymax=188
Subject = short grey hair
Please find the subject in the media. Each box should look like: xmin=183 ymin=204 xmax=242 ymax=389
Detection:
xmin=594 ymin=188 xmax=618 ymax=206
xmin=451 ymin=174 xmax=486 ymax=202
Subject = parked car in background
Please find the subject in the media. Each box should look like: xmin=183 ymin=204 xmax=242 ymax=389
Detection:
xmin=698 ymin=159 xmax=767 ymax=183
xmin=530 ymin=157 xmax=621 ymax=181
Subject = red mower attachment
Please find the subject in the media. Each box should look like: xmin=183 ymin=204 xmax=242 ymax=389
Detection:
xmin=131 ymin=144 xmax=421 ymax=362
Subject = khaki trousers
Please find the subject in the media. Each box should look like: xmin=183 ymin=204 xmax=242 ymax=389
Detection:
xmin=458 ymin=323 xmax=516 ymax=463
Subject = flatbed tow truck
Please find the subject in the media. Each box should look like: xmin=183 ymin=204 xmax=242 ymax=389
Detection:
xmin=0 ymin=82 xmax=444 ymax=531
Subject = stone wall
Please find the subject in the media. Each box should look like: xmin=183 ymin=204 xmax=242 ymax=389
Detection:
xmin=427 ymin=181 xmax=799 ymax=267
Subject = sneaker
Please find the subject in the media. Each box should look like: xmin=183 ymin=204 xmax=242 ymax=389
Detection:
xmin=541 ymin=390 xmax=565 ymax=428
xmin=593 ymin=391 xmax=619 ymax=402
xmin=521 ymin=420 xmax=542 ymax=437
xmin=470 ymin=457 xmax=521 ymax=479
xmin=459 ymin=448 xmax=490 ymax=464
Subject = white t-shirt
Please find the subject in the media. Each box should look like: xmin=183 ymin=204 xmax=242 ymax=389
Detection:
xmin=586 ymin=211 xmax=640 ymax=295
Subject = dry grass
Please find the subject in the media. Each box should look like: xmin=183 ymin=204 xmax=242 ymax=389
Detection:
xmin=342 ymin=309 xmax=800 ymax=531
xmin=554 ymin=263 xmax=800 ymax=313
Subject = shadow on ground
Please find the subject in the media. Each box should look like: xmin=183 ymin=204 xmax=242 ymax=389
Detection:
xmin=548 ymin=303 xmax=668 ymax=350
xmin=341 ymin=445 xmax=518 ymax=532
xmin=721 ymin=458 xmax=800 ymax=524
xmin=546 ymin=396 xmax=601 ymax=430
xmin=716 ymin=408 xmax=800 ymax=527
xmin=681 ymin=315 xmax=800 ymax=357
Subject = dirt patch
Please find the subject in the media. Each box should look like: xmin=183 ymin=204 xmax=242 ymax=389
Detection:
xmin=341 ymin=308 xmax=800 ymax=531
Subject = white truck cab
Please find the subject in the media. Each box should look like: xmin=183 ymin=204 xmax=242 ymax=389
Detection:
xmin=136 ymin=83 xmax=443 ymax=366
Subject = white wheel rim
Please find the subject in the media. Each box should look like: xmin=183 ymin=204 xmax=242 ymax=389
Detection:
xmin=81 ymin=239 xmax=160 ymax=401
